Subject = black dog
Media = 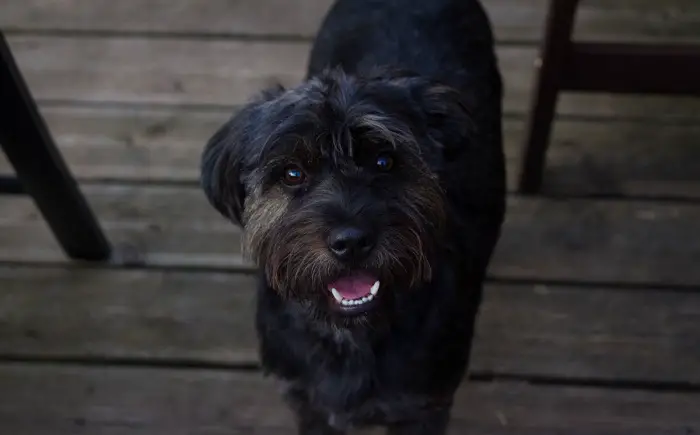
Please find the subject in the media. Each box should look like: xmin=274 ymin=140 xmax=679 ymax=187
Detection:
xmin=200 ymin=0 xmax=505 ymax=433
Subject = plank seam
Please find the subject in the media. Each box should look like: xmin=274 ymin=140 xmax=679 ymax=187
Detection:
xmin=471 ymin=372 xmax=700 ymax=394
xmin=31 ymin=98 xmax=700 ymax=125
xmin=0 ymin=258 xmax=698 ymax=293
xmin=2 ymin=354 xmax=699 ymax=393
xmin=19 ymin=177 xmax=700 ymax=206
xmin=1 ymin=27 xmax=539 ymax=47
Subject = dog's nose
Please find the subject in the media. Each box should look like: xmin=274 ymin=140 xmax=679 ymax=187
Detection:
xmin=327 ymin=227 xmax=376 ymax=261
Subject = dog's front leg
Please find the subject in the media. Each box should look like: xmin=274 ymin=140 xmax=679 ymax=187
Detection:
xmin=385 ymin=407 xmax=451 ymax=435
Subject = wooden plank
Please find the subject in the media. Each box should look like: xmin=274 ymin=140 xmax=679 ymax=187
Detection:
xmin=493 ymin=197 xmax=700 ymax=286
xmin=542 ymin=118 xmax=700 ymax=198
xmin=6 ymin=36 xmax=307 ymax=107
xmin=0 ymin=268 xmax=258 ymax=364
xmin=1 ymin=105 xmax=699 ymax=199
xmin=1 ymin=266 xmax=699 ymax=384
xmin=1 ymin=185 xmax=700 ymax=286
xmin=1 ymin=0 xmax=335 ymax=39
xmin=561 ymin=42 xmax=700 ymax=96
xmin=0 ymin=106 xmax=227 ymax=183
xmin=2 ymin=0 xmax=700 ymax=44
xmin=6 ymin=36 xmax=700 ymax=120
xmin=0 ymin=363 xmax=698 ymax=435
xmin=471 ymin=284 xmax=700 ymax=382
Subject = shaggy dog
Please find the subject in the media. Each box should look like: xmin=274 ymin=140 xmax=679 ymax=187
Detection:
xmin=200 ymin=0 xmax=505 ymax=433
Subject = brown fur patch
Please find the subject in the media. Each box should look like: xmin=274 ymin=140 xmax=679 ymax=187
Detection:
xmin=242 ymin=184 xmax=337 ymax=297
xmin=265 ymin=223 xmax=335 ymax=296
xmin=242 ymin=185 xmax=290 ymax=261
xmin=392 ymin=172 xmax=446 ymax=285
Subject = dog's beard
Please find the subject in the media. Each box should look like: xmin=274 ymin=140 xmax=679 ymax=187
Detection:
xmin=260 ymin=229 xmax=432 ymax=295
xmin=244 ymin=215 xmax=438 ymax=320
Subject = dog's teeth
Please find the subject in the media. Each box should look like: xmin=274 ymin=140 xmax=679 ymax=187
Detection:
xmin=336 ymin=289 xmax=377 ymax=308
xmin=330 ymin=288 xmax=343 ymax=302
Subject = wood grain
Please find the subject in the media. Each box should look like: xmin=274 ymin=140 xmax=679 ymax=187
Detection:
xmin=2 ymin=185 xmax=699 ymax=286
xmin=6 ymin=36 xmax=700 ymax=120
xmin=3 ymin=0 xmax=700 ymax=44
xmin=471 ymin=284 xmax=700 ymax=382
xmin=1 ymin=265 xmax=699 ymax=383
xmin=0 ymin=363 xmax=698 ymax=435
xmin=2 ymin=105 xmax=699 ymax=198
xmin=0 ymin=268 xmax=258 ymax=364
xmin=1 ymin=1 xmax=698 ymax=432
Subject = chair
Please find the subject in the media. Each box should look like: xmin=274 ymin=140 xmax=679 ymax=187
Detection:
xmin=0 ymin=32 xmax=111 ymax=260
xmin=517 ymin=0 xmax=700 ymax=194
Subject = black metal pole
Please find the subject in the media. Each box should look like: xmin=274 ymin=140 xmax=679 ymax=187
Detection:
xmin=0 ymin=32 xmax=111 ymax=261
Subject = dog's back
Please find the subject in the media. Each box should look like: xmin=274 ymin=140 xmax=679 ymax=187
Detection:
xmin=308 ymin=0 xmax=500 ymax=93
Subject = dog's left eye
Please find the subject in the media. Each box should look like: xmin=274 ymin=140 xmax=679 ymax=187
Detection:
xmin=282 ymin=165 xmax=306 ymax=186
xmin=375 ymin=154 xmax=394 ymax=171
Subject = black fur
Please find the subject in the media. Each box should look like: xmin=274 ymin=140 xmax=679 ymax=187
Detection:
xmin=200 ymin=0 xmax=505 ymax=433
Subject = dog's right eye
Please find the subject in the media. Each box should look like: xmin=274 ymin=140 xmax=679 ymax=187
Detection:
xmin=282 ymin=165 xmax=306 ymax=186
xmin=375 ymin=153 xmax=395 ymax=172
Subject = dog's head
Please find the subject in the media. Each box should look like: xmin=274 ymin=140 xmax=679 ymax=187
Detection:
xmin=201 ymin=68 xmax=474 ymax=320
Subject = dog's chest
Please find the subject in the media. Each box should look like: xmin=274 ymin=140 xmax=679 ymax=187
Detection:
xmin=282 ymin=369 xmax=436 ymax=430
xmin=278 ymin=329 xmax=439 ymax=428
xmin=256 ymin=284 xmax=462 ymax=428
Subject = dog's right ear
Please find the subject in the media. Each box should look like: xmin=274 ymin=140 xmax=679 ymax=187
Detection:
xmin=200 ymin=85 xmax=285 ymax=226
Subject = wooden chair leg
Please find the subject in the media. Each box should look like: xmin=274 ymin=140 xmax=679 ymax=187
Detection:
xmin=0 ymin=33 xmax=111 ymax=261
xmin=517 ymin=0 xmax=580 ymax=194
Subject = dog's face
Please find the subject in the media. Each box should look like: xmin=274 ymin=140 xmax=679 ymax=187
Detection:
xmin=201 ymin=69 xmax=474 ymax=320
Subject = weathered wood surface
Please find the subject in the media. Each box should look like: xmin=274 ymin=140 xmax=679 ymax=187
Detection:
xmin=2 ymin=106 xmax=699 ymax=198
xmin=1 ymin=185 xmax=699 ymax=286
xmin=0 ymin=363 xmax=698 ymax=435
xmin=3 ymin=0 xmax=700 ymax=44
xmin=6 ymin=36 xmax=700 ymax=120
xmin=1 ymin=0 xmax=699 ymax=432
xmin=1 ymin=266 xmax=699 ymax=384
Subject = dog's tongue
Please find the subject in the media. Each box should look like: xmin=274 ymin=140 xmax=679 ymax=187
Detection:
xmin=328 ymin=273 xmax=376 ymax=299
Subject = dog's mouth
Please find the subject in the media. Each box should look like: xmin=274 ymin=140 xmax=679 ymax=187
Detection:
xmin=327 ymin=272 xmax=380 ymax=314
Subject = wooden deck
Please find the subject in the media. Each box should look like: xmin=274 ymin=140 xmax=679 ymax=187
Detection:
xmin=1 ymin=0 xmax=700 ymax=433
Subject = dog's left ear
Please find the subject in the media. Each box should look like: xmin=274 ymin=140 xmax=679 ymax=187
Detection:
xmin=200 ymin=85 xmax=285 ymax=226
xmin=417 ymin=83 xmax=476 ymax=160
